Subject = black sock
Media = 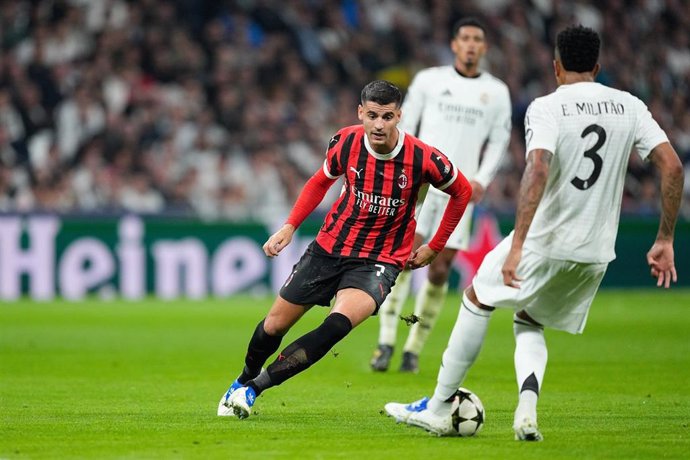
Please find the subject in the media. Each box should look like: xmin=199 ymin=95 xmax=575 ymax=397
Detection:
xmin=247 ymin=313 xmax=352 ymax=395
xmin=238 ymin=319 xmax=283 ymax=384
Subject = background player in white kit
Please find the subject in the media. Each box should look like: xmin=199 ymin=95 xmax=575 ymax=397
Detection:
xmin=371 ymin=17 xmax=512 ymax=373
xmin=384 ymin=25 xmax=683 ymax=440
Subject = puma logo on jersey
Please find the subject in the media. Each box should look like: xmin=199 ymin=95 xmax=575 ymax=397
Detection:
xmin=350 ymin=166 xmax=363 ymax=179
xmin=328 ymin=133 xmax=341 ymax=150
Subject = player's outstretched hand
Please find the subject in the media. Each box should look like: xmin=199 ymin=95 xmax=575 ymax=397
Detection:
xmin=646 ymin=240 xmax=677 ymax=288
xmin=263 ymin=224 xmax=295 ymax=257
xmin=501 ymin=247 xmax=523 ymax=288
xmin=407 ymin=244 xmax=438 ymax=269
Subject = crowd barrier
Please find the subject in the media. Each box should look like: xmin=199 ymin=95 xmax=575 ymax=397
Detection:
xmin=0 ymin=213 xmax=687 ymax=300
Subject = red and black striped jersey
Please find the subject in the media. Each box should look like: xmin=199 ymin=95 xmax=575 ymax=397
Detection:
xmin=315 ymin=125 xmax=459 ymax=268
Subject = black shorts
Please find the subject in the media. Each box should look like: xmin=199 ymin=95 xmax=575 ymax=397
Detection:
xmin=279 ymin=242 xmax=400 ymax=313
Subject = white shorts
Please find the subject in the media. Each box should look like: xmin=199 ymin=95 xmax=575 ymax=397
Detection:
xmin=415 ymin=191 xmax=474 ymax=251
xmin=472 ymin=232 xmax=608 ymax=334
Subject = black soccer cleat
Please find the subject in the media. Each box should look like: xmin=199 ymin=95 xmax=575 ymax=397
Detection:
xmin=370 ymin=344 xmax=394 ymax=372
xmin=399 ymin=351 xmax=419 ymax=373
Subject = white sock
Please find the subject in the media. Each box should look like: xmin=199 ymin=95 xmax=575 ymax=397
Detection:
xmin=428 ymin=293 xmax=491 ymax=415
xmin=403 ymin=280 xmax=448 ymax=355
xmin=377 ymin=269 xmax=412 ymax=346
xmin=513 ymin=316 xmax=547 ymax=424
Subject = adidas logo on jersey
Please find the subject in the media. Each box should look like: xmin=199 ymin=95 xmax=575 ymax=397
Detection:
xmin=441 ymin=89 xmax=452 ymax=96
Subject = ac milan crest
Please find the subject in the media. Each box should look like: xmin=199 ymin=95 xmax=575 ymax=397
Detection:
xmin=397 ymin=173 xmax=408 ymax=189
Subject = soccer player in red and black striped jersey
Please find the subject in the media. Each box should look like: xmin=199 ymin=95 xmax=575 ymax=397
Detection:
xmin=218 ymin=80 xmax=473 ymax=419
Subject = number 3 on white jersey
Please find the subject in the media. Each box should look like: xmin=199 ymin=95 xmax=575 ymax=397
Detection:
xmin=572 ymin=124 xmax=606 ymax=190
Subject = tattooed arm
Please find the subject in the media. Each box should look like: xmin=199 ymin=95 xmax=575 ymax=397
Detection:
xmin=501 ymin=149 xmax=552 ymax=288
xmin=646 ymin=142 xmax=684 ymax=288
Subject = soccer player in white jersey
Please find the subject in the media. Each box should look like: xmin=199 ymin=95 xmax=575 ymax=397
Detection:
xmin=384 ymin=25 xmax=683 ymax=440
xmin=371 ymin=17 xmax=512 ymax=373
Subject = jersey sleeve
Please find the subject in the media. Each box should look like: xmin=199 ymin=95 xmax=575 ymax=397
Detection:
xmin=632 ymin=98 xmax=669 ymax=160
xmin=524 ymin=98 xmax=558 ymax=156
xmin=425 ymin=148 xmax=458 ymax=191
xmin=285 ymin=168 xmax=336 ymax=229
xmin=322 ymin=131 xmax=347 ymax=178
xmin=474 ymin=84 xmax=512 ymax=188
xmin=398 ymin=72 xmax=426 ymax=135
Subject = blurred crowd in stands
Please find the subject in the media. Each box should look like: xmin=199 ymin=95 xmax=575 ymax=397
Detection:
xmin=0 ymin=0 xmax=689 ymax=222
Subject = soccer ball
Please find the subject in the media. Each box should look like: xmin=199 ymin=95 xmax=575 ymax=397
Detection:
xmin=451 ymin=388 xmax=485 ymax=436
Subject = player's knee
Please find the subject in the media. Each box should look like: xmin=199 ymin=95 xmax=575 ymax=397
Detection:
xmin=464 ymin=285 xmax=495 ymax=311
xmin=263 ymin=315 xmax=290 ymax=336
xmin=428 ymin=260 xmax=452 ymax=284
xmin=428 ymin=249 xmax=456 ymax=284
xmin=515 ymin=310 xmax=542 ymax=327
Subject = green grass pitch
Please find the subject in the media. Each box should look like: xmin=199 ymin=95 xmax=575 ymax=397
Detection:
xmin=2 ymin=290 xmax=689 ymax=459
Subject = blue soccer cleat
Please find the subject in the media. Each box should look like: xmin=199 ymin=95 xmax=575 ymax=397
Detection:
xmin=225 ymin=386 xmax=256 ymax=420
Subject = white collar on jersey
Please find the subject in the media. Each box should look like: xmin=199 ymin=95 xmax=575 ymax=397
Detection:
xmin=363 ymin=127 xmax=405 ymax=160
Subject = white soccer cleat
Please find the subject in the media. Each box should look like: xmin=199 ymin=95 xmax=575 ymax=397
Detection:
xmin=225 ymin=386 xmax=256 ymax=420
xmin=385 ymin=397 xmax=428 ymax=422
xmin=406 ymin=408 xmax=455 ymax=436
xmin=385 ymin=403 xmax=412 ymax=422
xmin=514 ymin=416 xmax=543 ymax=441
xmin=217 ymin=396 xmax=234 ymax=416
xmin=385 ymin=397 xmax=455 ymax=436
xmin=217 ymin=379 xmax=243 ymax=416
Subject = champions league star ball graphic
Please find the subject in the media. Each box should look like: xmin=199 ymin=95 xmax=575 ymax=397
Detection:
xmin=450 ymin=388 xmax=485 ymax=437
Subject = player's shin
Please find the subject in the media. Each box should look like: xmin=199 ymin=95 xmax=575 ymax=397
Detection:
xmin=513 ymin=316 xmax=547 ymax=424
xmin=428 ymin=293 xmax=491 ymax=415
xmin=238 ymin=319 xmax=283 ymax=384
xmin=248 ymin=313 xmax=353 ymax=395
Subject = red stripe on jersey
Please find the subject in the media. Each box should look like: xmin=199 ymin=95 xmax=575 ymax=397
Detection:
xmin=346 ymin=149 xmax=395 ymax=258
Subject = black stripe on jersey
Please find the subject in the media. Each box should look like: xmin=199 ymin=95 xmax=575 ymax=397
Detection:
xmin=332 ymin=137 xmax=368 ymax=253
xmin=391 ymin=145 xmax=424 ymax=254
xmin=369 ymin=149 xmax=405 ymax=259
xmin=391 ymin=145 xmax=424 ymax=253
xmin=428 ymin=149 xmax=454 ymax=187
xmin=349 ymin=149 xmax=388 ymax=257
xmin=325 ymin=132 xmax=356 ymax=233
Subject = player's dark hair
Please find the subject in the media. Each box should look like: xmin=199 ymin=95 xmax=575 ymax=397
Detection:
xmin=556 ymin=25 xmax=600 ymax=72
xmin=452 ymin=17 xmax=487 ymax=38
xmin=360 ymin=80 xmax=402 ymax=108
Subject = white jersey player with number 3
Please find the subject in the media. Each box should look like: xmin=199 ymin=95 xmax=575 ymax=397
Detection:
xmin=521 ymin=82 xmax=668 ymax=264
xmin=385 ymin=25 xmax=683 ymax=442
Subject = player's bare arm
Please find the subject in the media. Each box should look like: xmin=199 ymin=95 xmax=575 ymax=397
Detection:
xmin=263 ymin=224 xmax=295 ymax=257
xmin=502 ymin=149 xmax=552 ymax=288
xmin=646 ymin=142 xmax=684 ymax=288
